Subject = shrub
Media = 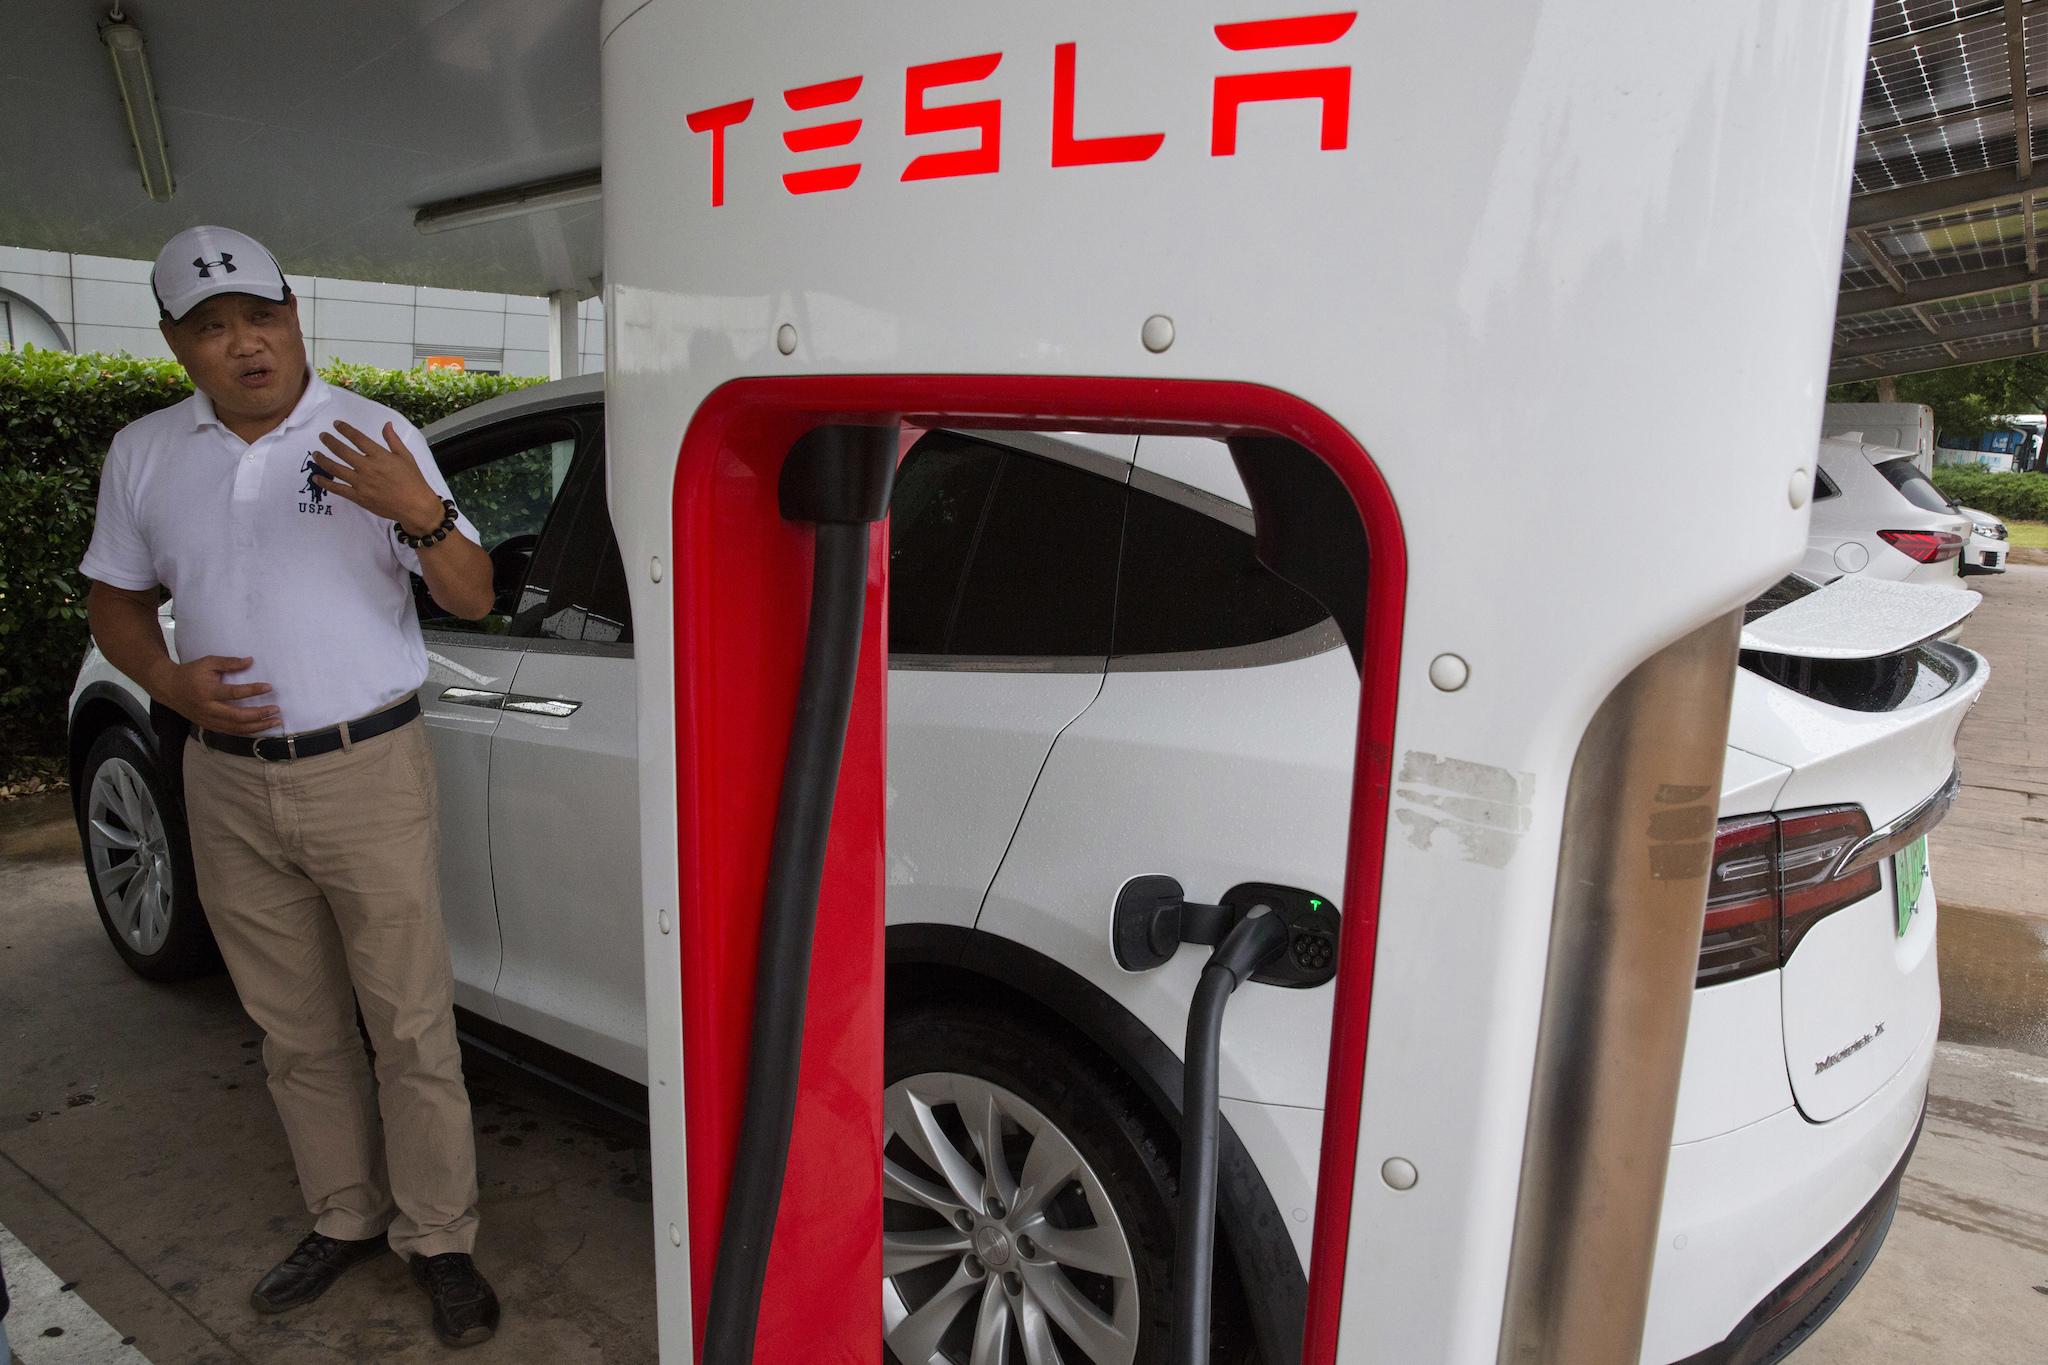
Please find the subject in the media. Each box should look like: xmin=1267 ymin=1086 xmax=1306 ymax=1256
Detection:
xmin=1930 ymin=465 xmax=2048 ymax=522
xmin=319 ymin=361 xmax=542 ymax=428
xmin=0 ymin=346 xmax=542 ymax=760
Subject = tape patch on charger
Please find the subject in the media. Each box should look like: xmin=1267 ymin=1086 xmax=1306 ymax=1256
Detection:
xmin=1392 ymin=751 xmax=1534 ymax=868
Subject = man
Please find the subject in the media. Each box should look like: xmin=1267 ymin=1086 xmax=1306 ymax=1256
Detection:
xmin=80 ymin=226 xmax=502 ymax=1348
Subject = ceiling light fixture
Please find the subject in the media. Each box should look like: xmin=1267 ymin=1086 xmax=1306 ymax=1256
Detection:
xmin=413 ymin=170 xmax=603 ymax=235
xmin=99 ymin=7 xmax=174 ymax=202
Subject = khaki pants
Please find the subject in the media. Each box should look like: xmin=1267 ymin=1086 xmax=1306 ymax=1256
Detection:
xmin=183 ymin=718 xmax=478 ymax=1259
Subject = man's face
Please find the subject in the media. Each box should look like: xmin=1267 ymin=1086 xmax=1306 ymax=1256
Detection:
xmin=160 ymin=293 xmax=307 ymax=428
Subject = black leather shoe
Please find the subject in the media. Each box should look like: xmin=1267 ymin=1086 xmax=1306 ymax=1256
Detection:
xmin=409 ymin=1251 xmax=501 ymax=1347
xmin=249 ymin=1230 xmax=388 ymax=1313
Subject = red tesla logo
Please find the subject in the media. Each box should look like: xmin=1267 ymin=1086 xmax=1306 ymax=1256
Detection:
xmin=684 ymin=11 xmax=1357 ymax=206
xmin=783 ymin=75 xmax=865 ymax=195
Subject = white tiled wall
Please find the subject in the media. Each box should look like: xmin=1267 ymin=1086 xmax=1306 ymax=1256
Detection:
xmin=318 ymin=297 xmax=415 ymax=344
xmin=505 ymin=311 xmax=550 ymax=352
xmin=73 ymin=323 xmax=175 ymax=360
xmin=72 ymin=277 xmax=158 ymax=327
xmin=0 ymin=244 xmax=605 ymax=379
xmin=415 ymin=305 xmax=505 ymax=350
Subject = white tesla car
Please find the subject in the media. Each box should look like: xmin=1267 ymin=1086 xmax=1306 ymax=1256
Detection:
xmin=1803 ymin=435 xmax=1975 ymax=588
xmin=69 ymin=379 xmax=1985 ymax=1365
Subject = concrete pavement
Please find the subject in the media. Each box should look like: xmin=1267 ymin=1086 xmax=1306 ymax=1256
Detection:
xmin=0 ymin=791 xmax=657 ymax=1364
xmin=1917 ymin=559 xmax=2048 ymax=921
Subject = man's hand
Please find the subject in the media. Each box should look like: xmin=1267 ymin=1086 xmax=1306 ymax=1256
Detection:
xmin=310 ymin=420 xmax=446 ymax=535
xmin=307 ymin=418 xmax=493 ymax=619
xmin=88 ymin=582 xmax=283 ymax=735
xmin=155 ymin=655 xmax=280 ymax=735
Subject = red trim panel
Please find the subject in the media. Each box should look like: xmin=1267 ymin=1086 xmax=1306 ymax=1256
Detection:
xmin=668 ymin=376 xmax=1406 ymax=1364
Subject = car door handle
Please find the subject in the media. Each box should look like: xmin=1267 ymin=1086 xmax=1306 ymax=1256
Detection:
xmin=438 ymin=686 xmax=506 ymax=710
xmin=502 ymin=694 xmax=581 ymax=718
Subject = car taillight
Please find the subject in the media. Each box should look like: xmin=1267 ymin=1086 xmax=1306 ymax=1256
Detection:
xmin=1776 ymin=807 xmax=1881 ymax=960
xmin=1877 ymin=529 xmax=1965 ymax=563
xmin=1698 ymin=815 xmax=1778 ymax=986
xmin=1697 ymin=806 xmax=1880 ymax=987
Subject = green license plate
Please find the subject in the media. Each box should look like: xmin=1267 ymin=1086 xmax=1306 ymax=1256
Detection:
xmin=1893 ymin=836 xmax=1928 ymax=937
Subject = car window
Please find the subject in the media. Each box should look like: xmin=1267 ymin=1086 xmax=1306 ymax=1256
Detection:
xmin=424 ymin=416 xmax=586 ymax=636
xmin=577 ymin=523 xmax=633 ymax=647
xmin=890 ymin=431 xmax=1125 ymax=660
xmin=1742 ymin=573 xmax=1822 ymax=625
xmin=1875 ymin=458 xmax=1953 ymax=515
xmin=453 ymin=435 xmax=577 ymax=548
xmin=1112 ymin=481 xmax=1329 ymax=659
xmin=945 ymin=444 xmax=1124 ymax=659
xmin=888 ymin=433 xmax=1005 ymax=654
xmin=516 ymin=439 xmax=634 ymax=649
xmin=1813 ymin=467 xmax=1840 ymax=501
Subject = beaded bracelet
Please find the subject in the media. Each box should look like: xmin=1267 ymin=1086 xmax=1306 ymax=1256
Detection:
xmin=395 ymin=497 xmax=460 ymax=550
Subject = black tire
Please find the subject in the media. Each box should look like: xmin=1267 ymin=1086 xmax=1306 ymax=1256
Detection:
xmin=885 ymin=1000 xmax=1256 ymax=1365
xmin=75 ymin=724 xmax=219 ymax=981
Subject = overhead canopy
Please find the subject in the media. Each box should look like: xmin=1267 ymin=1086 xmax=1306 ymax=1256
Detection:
xmin=5 ymin=0 xmax=2044 ymax=372
xmin=0 ymin=0 xmax=601 ymax=298
xmin=1832 ymin=0 xmax=2048 ymax=384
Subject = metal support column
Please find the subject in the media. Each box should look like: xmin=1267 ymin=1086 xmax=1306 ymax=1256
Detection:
xmin=548 ymin=288 xmax=581 ymax=380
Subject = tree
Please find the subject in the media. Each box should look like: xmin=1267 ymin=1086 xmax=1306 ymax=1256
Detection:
xmin=1829 ymin=354 xmax=2048 ymax=439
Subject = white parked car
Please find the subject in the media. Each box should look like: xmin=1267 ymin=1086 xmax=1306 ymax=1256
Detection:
xmin=1953 ymin=504 xmax=2008 ymax=577
xmin=68 ymin=379 xmax=1986 ymax=1365
xmin=1802 ymin=435 xmax=1974 ymax=588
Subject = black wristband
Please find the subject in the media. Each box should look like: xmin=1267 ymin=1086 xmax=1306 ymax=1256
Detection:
xmin=395 ymin=498 xmax=459 ymax=550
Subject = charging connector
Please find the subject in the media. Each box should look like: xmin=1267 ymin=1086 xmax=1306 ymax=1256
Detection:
xmin=1173 ymin=910 xmax=1292 ymax=1365
xmin=1112 ymin=875 xmax=1338 ymax=1362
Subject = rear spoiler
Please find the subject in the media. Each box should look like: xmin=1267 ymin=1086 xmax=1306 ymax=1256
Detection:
xmin=1740 ymin=576 xmax=1979 ymax=661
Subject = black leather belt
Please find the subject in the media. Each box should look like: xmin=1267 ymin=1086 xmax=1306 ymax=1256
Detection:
xmin=200 ymin=696 xmax=421 ymax=762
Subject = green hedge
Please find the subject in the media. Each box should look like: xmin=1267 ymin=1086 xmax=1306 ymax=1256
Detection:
xmin=1930 ymin=465 xmax=2048 ymax=522
xmin=0 ymin=347 xmax=541 ymax=757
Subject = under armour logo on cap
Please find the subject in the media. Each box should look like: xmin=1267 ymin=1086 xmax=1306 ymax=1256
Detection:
xmin=153 ymin=226 xmax=288 ymax=321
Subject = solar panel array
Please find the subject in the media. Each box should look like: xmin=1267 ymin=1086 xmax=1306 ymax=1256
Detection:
xmin=1833 ymin=0 xmax=2048 ymax=382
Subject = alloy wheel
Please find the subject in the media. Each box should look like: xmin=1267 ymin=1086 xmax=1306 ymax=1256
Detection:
xmin=882 ymin=1070 xmax=1141 ymax=1365
xmin=86 ymin=756 xmax=174 ymax=955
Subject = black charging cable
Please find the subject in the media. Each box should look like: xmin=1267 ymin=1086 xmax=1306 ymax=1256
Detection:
xmin=1172 ymin=909 xmax=1292 ymax=1365
xmin=702 ymin=425 xmax=895 ymax=1365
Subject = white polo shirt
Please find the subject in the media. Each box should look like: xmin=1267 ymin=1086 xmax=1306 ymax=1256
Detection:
xmin=80 ymin=373 xmax=479 ymax=736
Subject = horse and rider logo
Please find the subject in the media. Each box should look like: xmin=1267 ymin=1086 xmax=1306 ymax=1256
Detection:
xmin=298 ymin=454 xmax=334 ymax=515
xmin=193 ymin=253 xmax=236 ymax=278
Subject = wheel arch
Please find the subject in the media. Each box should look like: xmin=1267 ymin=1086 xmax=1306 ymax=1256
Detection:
xmin=68 ymin=683 xmax=155 ymax=811
xmin=887 ymin=922 xmax=1308 ymax=1364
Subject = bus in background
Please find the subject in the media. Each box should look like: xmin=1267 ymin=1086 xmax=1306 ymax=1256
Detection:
xmin=1936 ymin=416 xmax=2042 ymax=474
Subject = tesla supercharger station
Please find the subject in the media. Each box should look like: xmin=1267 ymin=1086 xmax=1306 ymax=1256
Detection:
xmin=595 ymin=1 xmax=1873 ymax=1360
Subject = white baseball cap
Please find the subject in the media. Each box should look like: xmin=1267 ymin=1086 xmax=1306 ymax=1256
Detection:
xmin=151 ymin=225 xmax=291 ymax=322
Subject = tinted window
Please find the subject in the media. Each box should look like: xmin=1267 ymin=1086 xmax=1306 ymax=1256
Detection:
xmin=1813 ymin=468 xmax=1840 ymax=501
xmin=1876 ymin=458 xmax=1954 ymax=515
xmin=451 ymin=434 xmax=577 ymax=549
xmin=1742 ymin=573 xmax=1821 ymax=626
xmin=424 ymin=418 xmax=584 ymax=634
xmin=945 ymin=447 xmax=1124 ymax=658
xmin=1112 ymin=485 xmax=1328 ymax=657
xmin=888 ymin=433 xmax=1004 ymax=654
xmin=514 ymin=436 xmax=634 ymax=648
xmin=576 ymin=528 xmax=633 ymax=646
